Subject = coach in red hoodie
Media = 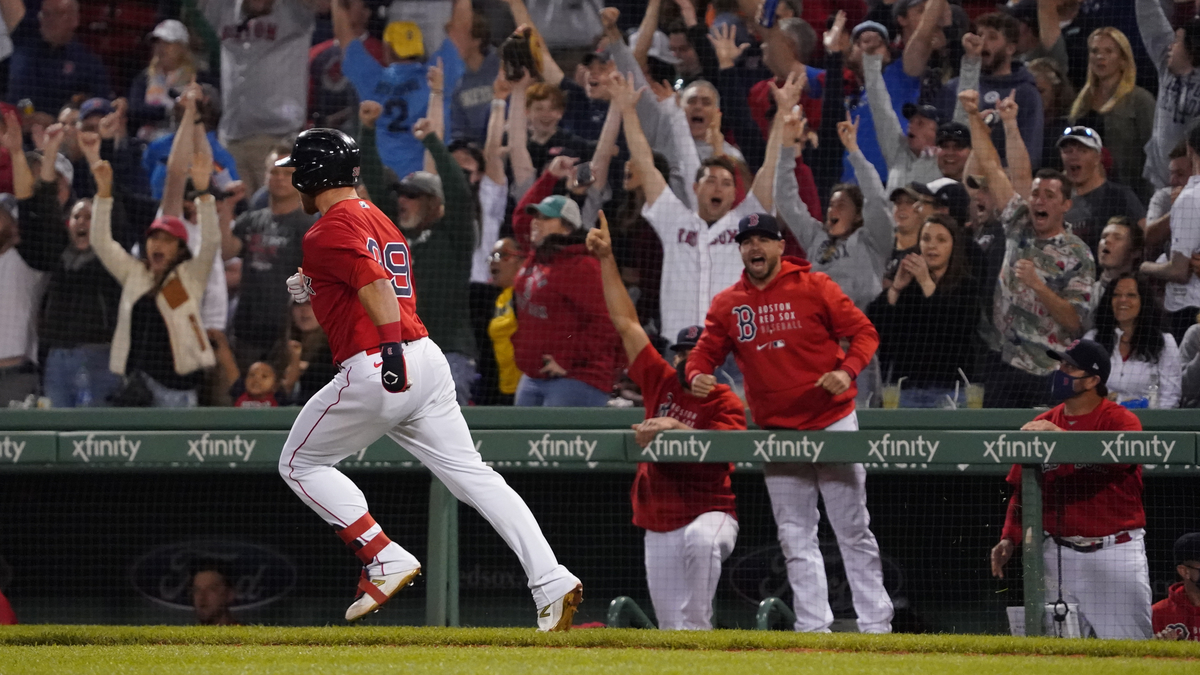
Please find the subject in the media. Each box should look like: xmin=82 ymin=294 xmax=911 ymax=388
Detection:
xmin=686 ymin=213 xmax=893 ymax=634
xmin=512 ymin=195 xmax=621 ymax=407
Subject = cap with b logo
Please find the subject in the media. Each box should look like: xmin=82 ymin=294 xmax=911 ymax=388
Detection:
xmin=735 ymin=213 xmax=784 ymax=243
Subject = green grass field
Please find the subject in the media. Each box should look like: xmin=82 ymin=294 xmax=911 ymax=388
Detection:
xmin=1 ymin=626 xmax=1197 ymax=674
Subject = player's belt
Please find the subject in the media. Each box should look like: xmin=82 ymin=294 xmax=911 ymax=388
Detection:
xmin=1049 ymin=531 xmax=1133 ymax=553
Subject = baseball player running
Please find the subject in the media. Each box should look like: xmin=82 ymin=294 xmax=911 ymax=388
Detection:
xmin=685 ymin=214 xmax=893 ymax=634
xmin=990 ymin=339 xmax=1152 ymax=639
xmin=277 ymin=127 xmax=582 ymax=629
xmin=588 ymin=211 xmax=744 ymax=630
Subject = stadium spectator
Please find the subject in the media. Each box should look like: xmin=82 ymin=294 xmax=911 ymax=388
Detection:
xmin=1057 ymin=126 xmax=1146 ymax=253
xmin=90 ymin=92 xmax=220 ymax=408
xmin=1026 ymin=56 xmax=1076 ymax=170
xmin=936 ymin=12 xmax=1044 ymax=171
xmin=143 ymin=84 xmax=236 ymax=203
xmin=1146 ymin=142 xmax=1196 ymax=254
xmin=510 ymin=192 xmax=619 ymax=406
xmin=775 ymin=112 xmax=892 ymax=311
xmin=1153 ymin=532 xmax=1200 ymax=641
xmin=617 ymin=69 xmax=792 ymax=345
xmin=962 ymin=89 xmax=1095 ymax=408
xmin=879 ymin=183 xmax=922 ymax=286
xmin=520 ymin=0 xmax=604 ymax=53
xmin=7 ymin=120 xmax=122 ymax=409
xmin=864 ymin=63 xmax=944 ymax=193
xmin=1067 ymin=27 xmax=1155 ymax=202
xmin=75 ymin=99 xmax=148 ymax=205
xmin=308 ymin=0 xmax=384 ymax=135
xmin=0 ymin=0 xmax=24 ymax=66
xmin=664 ymin=5 xmax=716 ymax=86
xmin=7 ymin=0 xmax=111 ymax=116
xmin=191 ymin=563 xmax=237 ymax=626
xmin=486 ymin=237 xmax=524 ymax=406
xmin=0 ymin=187 xmax=46 ymax=407
xmin=1137 ymin=0 xmax=1200 ymax=191
xmin=991 ymin=339 xmax=1152 ymax=640
xmin=1006 ymin=0 xmax=1069 ymax=72
xmin=934 ymin=122 xmax=971 ymax=183
xmin=868 ymin=214 xmax=980 ymax=407
xmin=589 ymin=211 xmax=742 ymax=631
xmin=202 ymin=0 xmax=317 ymax=195
xmin=220 ymin=142 xmax=316 ymax=371
xmin=128 ymin=19 xmax=205 ymax=143
xmin=1141 ymin=126 xmax=1200 ymax=343
xmin=1183 ymin=323 xmax=1200 ymax=408
xmin=336 ymin=0 xmax=470 ymax=181
xmin=230 ymin=360 xmax=287 ymax=408
xmin=276 ymin=300 xmax=334 ymax=406
xmin=524 ymin=82 xmax=595 ymax=177
xmin=448 ymin=13 xmax=501 ymax=144
xmin=1093 ymin=215 xmax=1144 ymax=307
xmin=1084 ymin=273 xmax=1181 ymax=408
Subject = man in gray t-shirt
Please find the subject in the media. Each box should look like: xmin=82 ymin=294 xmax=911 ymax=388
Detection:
xmin=201 ymin=0 xmax=315 ymax=194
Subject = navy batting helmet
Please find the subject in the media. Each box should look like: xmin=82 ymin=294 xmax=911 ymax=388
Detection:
xmin=276 ymin=128 xmax=360 ymax=195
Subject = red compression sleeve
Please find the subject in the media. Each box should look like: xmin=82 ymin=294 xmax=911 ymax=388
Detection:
xmin=378 ymin=321 xmax=402 ymax=344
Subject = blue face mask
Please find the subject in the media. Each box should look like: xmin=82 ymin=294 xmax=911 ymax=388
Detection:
xmin=1049 ymin=370 xmax=1082 ymax=403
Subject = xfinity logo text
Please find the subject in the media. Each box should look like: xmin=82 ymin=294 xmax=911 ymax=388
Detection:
xmin=527 ymin=435 xmax=597 ymax=462
xmin=983 ymin=434 xmax=1056 ymax=463
xmin=72 ymin=434 xmax=141 ymax=462
xmin=187 ymin=434 xmax=256 ymax=462
xmin=0 ymin=437 xmax=24 ymax=463
xmin=1101 ymin=434 xmax=1176 ymax=463
xmin=642 ymin=435 xmax=710 ymax=462
xmin=867 ymin=434 xmax=940 ymax=463
xmin=753 ymin=433 xmax=824 ymax=462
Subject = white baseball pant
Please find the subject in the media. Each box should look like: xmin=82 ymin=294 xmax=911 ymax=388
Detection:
xmin=1043 ymin=529 xmax=1153 ymax=639
xmin=279 ymin=338 xmax=579 ymax=609
xmin=763 ymin=411 xmax=894 ymax=633
xmin=644 ymin=511 xmax=738 ymax=630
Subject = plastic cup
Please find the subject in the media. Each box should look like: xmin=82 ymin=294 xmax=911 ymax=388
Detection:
xmin=882 ymin=384 xmax=902 ymax=409
xmin=966 ymin=384 xmax=984 ymax=409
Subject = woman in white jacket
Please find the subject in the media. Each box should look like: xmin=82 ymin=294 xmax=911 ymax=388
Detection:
xmin=1084 ymin=273 xmax=1182 ymax=409
xmin=89 ymin=154 xmax=219 ymax=407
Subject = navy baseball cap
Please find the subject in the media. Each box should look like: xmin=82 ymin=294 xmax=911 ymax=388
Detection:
xmin=735 ymin=213 xmax=784 ymax=243
xmin=80 ymin=97 xmax=113 ymax=120
xmin=902 ymin=102 xmax=941 ymax=124
xmin=1174 ymin=532 xmax=1200 ymax=564
xmin=1047 ymin=339 xmax=1111 ymax=385
xmin=913 ymin=178 xmax=970 ymax=228
xmin=937 ymin=121 xmax=970 ymax=146
xmin=674 ymin=325 xmax=704 ymax=351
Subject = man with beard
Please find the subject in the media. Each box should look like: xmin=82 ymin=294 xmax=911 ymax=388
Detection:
xmin=588 ymin=211 xmax=743 ymax=631
xmin=1057 ymin=126 xmax=1145 ymax=253
xmin=936 ymin=12 xmax=1044 ymax=170
xmin=962 ymin=88 xmax=1094 ymax=407
xmin=393 ymin=119 xmax=477 ymax=405
xmin=687 ymin=212 xmax=892 ymax=634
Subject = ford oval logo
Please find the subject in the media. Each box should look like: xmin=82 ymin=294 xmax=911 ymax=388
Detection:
xmin=727 ymin=541 xmax=905 ymax=611
xmin=129 ymin=540 xmax=296 ymax=611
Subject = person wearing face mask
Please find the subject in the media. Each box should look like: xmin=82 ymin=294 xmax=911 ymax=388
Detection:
xmin=588 ymin=211 xmax=742 ymax=631
xmin=1152 ymin=533 xmax=1200 ymax=641
xmin=1084 ymin=273 xmax=1181 ymax=409
xmin=868 ymin=214 xmax=981 ymax=407
xmin=990 ymin=338 xmax=1153 ymax=640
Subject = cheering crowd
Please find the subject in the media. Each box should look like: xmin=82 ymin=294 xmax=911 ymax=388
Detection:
xmin=0 ymin=0 xmax=1199 ymax=411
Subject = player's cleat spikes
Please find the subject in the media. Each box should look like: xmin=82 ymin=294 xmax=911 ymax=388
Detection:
xmin=345 ymin=566 xmax=421 ymax=622
xmin=536 ymin=582 xmax=583 ymax=632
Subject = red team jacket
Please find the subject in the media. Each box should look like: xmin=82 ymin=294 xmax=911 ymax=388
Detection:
xmin=1001 ymin=400 xmax=1145 ymax=542
xmin=302 ymin=199 xmax=429 ymax=363
xmin=628 ymin=344 xmax=743 ymax=532
xmin=686 ymin=258 xmax=878 ymax=430
xmin=512 ymin=243 xmax=622 ymax=393
xmin=1152 ymin=583 xmax=1200 ymax=641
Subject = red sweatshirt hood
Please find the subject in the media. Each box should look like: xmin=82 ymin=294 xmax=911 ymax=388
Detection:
xmin=737 ymin=256 xmax=812 ymax=291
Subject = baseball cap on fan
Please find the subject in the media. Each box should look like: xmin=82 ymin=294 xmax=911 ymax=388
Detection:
xmin=673 ymin=326 xmax=704 ymax=351
xmin=912 ymin=178 xmax=970 ymax=227
xmin=1056 ymin=126 xmax=1103 ymax=153
xmin=524 ymin=195 xmax=583 ymax=229
xmin=1046 ymin=339 xmax=1111 ymax=385
xmin=150 ymin=19 xmax=189 ymax=44
xmin=395 ymin=171 xmax=444 ymax=203
xmin=384 ymin=21 xmax=425 ymax=60
xmin=145 ymin=215 xmax=190 ymax=244
xmin=734 ymin=213 xmax=783 ymax=243
xmin=629 ymin=29 xmax=681 ymax=65
xmin=1174 ymin=532 xmax=1200 ymax=565
xmin=902 ymin=102 xmax=941 ymax=125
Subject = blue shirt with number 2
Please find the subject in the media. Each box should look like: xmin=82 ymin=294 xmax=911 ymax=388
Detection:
xmin=342 ymin=39 xmax=463 ymax=179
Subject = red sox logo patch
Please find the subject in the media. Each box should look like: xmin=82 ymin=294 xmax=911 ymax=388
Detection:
xmin=1165 ymin=623 xmax=1191 ymax=640
xmin=732 ymin=305 xmax=757 ymax=342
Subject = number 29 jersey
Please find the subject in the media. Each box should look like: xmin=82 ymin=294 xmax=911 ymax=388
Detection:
xmin=302 ymin=198 xmax=428 ymax=364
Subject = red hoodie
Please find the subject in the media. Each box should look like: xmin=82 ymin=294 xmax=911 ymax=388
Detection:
xmin=512 ymin=241 xmax=622 ymax=393
xmin=1153 ymin=583 xmax=1200 ymax=641
xmin=686 ymin=257 xmax=878 ymax=430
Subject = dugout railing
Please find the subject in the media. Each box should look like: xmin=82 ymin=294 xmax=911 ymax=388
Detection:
xmin=1 ymin=408 xmax=1197 ymax=634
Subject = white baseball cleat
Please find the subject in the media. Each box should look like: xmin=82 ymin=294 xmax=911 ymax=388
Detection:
xmin=345 ymin=566 xmax=422 ymax=622
xmin=536 ymin=582 xmax=583 ymax=632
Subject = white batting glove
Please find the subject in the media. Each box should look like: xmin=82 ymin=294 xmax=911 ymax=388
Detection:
xmin=287 ymin=271 xmax=313 ymax=304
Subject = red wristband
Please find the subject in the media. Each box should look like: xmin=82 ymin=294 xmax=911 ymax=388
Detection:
xmin=377 ymin=321 xmax=403 ymax=344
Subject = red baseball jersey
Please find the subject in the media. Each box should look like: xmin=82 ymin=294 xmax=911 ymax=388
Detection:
xmin=628 ymin=343 xmax=743 ymax=533
xmin=1001 ymin=399 xmax=1145 ymax=541
xmin=302 ymin=198 xmax=428 ymax=364
xmin=1152 ymin=583 xmax=1200 ymax=641
xmin=686 ymin=258 xmax=878 ymax=431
